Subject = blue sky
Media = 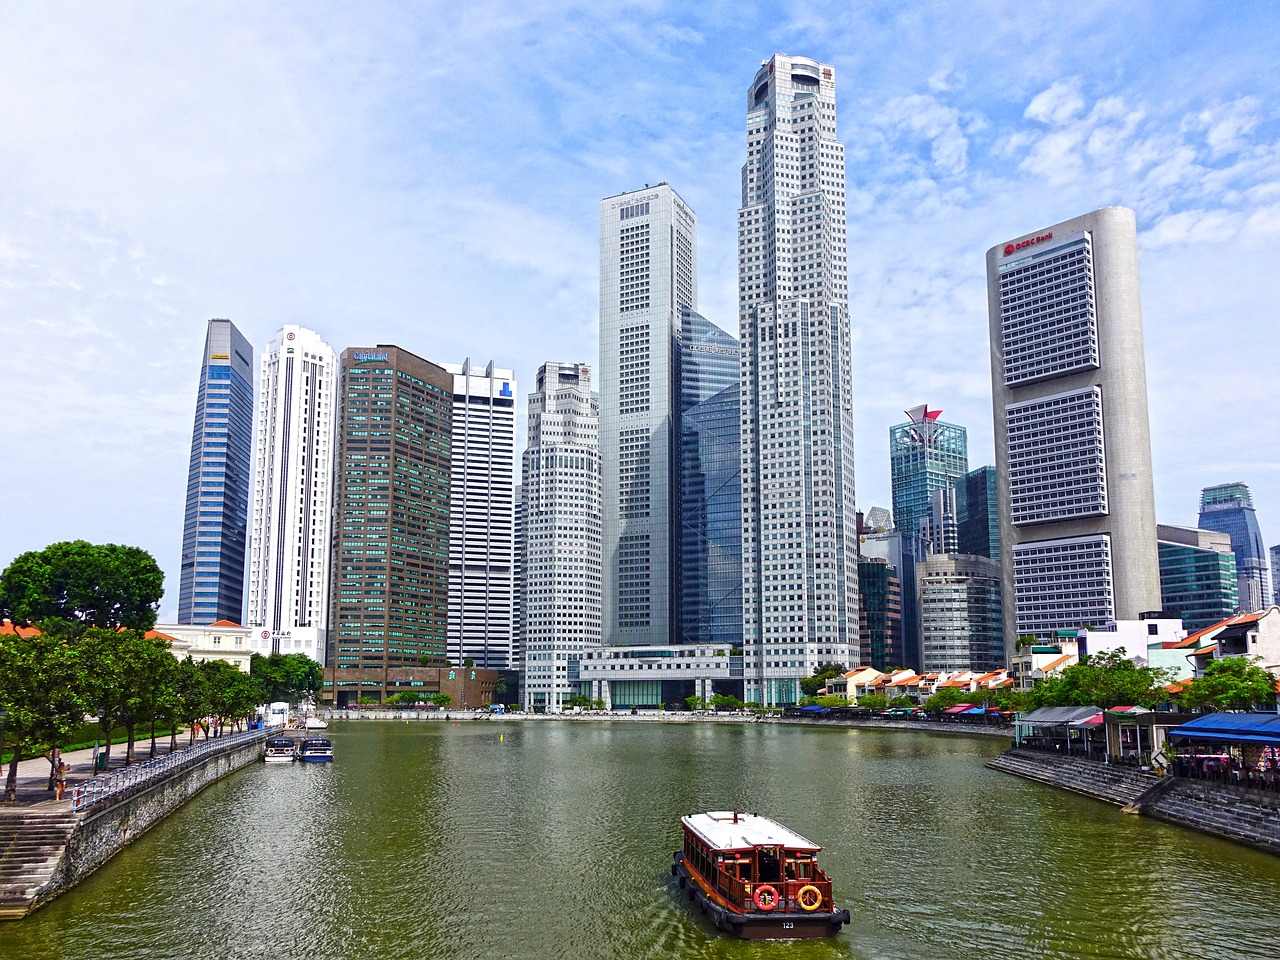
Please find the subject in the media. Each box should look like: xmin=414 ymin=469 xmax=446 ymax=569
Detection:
xmin=2 ymin=1 xmax=1279 ymax=618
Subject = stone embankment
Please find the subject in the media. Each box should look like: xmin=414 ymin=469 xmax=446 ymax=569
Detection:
xmin=785 ymin=717 xmax=1011 ymax=739
xmin=988 ymin=747 xmax=1280 ymax=855
xmin=0 ymin=732 xmax=265 ymax=919
xmin=986 ymin=748 xmax=1158 ymax=806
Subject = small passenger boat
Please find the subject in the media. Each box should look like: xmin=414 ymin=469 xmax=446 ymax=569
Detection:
xmin=263 ymin=737 xmax=296 ymax=763
xmin=672 ymin=811 xmax=851 ymax=940
xmin=296 ymin=737 xmax=334 ymax=762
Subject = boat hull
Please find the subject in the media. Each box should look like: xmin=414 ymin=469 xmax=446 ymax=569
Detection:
xmin=672 ymin=853 xmax=850 ymax=940
xmin=263 ymin=755 xmax=295 ymax=763
xmin=298 ymin=754 xmax=333 ymax=762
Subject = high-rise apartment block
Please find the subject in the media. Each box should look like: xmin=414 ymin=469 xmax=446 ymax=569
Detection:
xmin=177 ymin=318 xmax=254 ymax=625
xmin=678 ymin=309 xmax=742 ymax=646
xmin=327 ymin=346 xmax=453 ymax=704
xmin=443 ymin=359 xmax=517 ymax=669
xmin=1157 ymin=524 xmax=1239 ymax=632
xmin=987 ymin=206 xmax=1161 ymax=645
xmin=521 ymin=362 xmax=602 ymax=712
xmin=890 ymin=405 xmax=968 ymax=541
xmin=1198 ymin=482 xmax=1270 ymax=612
xmin=247 ymin=325 xmax=338 ymax=660
xmin=599 ymin=183 xmax=697 ymax=647
xmin=738 ymin=54 xmax=858 ymax=705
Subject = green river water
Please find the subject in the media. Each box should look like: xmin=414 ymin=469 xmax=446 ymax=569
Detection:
xmin=4 ymin=720 xmax=1280 ymax=960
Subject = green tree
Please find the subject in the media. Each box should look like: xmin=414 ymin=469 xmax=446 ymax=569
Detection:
xmin=924 ymin=687 xmax=970 ymax=712
xmin=250 ymin=652 xmax=323 ymax=703
xmin=0 ymin=630 xmax=85 ymax=802
xmin=888 ymin=696 xmax=915 ymax=708
xmin=709 ymin=693 xmax=745 ymax=711
xmin=171 ymin=657 xmax=211 ymax=746
xmin=799 ymin=662 xmax=847 ymax=698
xmin=1031 ymin=648 xmax=1175 ymax=709
xmin=386 ymin=691 xmax=425 ymax=706
xmin=0 ymin=540 xmax=164 ymax=633
xmin=1178 ymin=656 xmax=1277 ymax=712
xmin=426 ymin=692 xmax=452 ymax=708
xmin=202 ymin=660 xmax=264 ymax=734
xmin=684 ymin=694 xmax=706 ymax=711
xmin=79 ymin=628 xmax=175 ymax=764
xmin=858 ymin=693 xmax=888 ymax=711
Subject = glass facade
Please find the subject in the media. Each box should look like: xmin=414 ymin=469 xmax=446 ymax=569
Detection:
xmin=918 ymin=555 xmax=1004 ymax=672
xmin=177 ymin=319 xmax=253 ymax=625
xmin=1158 ymin=539 xmax=1238 ymax=632
xmin=890 ymin=415 xmax=968 ymax=539
xmin=957 ymin=465 xmax=999 ymax=560
xmin=857 ymin=558 xmax=902 ymax=670
xmin=1199 ymin=483 xmax=1270 ymax=612
xmin=678 ymin=309 xmax=742 ymax=646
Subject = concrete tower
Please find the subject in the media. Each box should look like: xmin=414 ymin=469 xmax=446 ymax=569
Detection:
xmin=738 ymin=54 xmax=859 ymax=705
xmin=521 ymin=362 xmax=602 ymax=712
xmin=987 ymin=206 xmax=1160 ymax=647
xmin=246 ymin=325 xmax=338 ymax=659
xmin=599 ymin=183 xmax=697 ymax=647
xmin=177 ymin=318 xmax=254 ymax=625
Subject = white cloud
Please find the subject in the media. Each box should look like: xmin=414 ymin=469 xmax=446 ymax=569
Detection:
xmin=1024 ymin=78 xmax=1086 ymax=125
xmin=875 ymin=93 xmax=969 ymax=175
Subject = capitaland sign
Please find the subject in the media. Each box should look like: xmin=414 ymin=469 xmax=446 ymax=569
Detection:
xmin=1003 ymin=232 xmax=1054 ymax=256
xmin=354 ymin=351 xmax=389 ymax=363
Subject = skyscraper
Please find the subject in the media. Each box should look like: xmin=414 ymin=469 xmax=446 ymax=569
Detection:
xmin=1198 ymin=482 xmax=1270 ymax=612
xmin=857 ymin=557 xmax=903 ymax=670
xmin=328 ymin=346 xmax=453 ymax=704
xmin=738 ymin=54 xmax=858 ymax=705
xmin=443 ymin=359 xmax=517 ymax=669
xmin=521 ymin=362 xmax=602 ymax=712
xmin=246 ymin=325 xmax=338 ymax=655
xmin=889 ymin=405 xmax=968 ymax=540
xmin=177 ymin=318 xmax=253 ymax=625
xmin=599 ymin=183 xmax=697 ymax=647
xmin=987 ymin=206 xmax=1161 ymax=645
xmin=1157 ymin=524 xmax=1239 ymax=631
xmin=917 ymin=554 xmax=1005 ymax=673
xmin=678 ymin=309 xmax=742 ymax=646
xmin=957 ymin=465 xmax=999 ymax=560
xmin=1273 ymin=545 xmax=1280 ymax=609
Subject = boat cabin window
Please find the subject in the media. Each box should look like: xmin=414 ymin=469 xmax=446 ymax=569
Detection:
xmin=758 ymin=849 xmax=781 ymax=882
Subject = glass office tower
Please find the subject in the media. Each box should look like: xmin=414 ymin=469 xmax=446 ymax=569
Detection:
xmin=1157 ymin=524 xmax=1239 ymax=631
xmin=177 ymin=318 xmax=254 ymax=625
xmin=1199 ymin=482 xmax=1270 ymax=612
xmin=678 ymin=309 xmax=742 ymax=646
xmin=889 ymin=405 xmax=968 ymax=540
xmin=957 ymin=465 xmax=999 ymax=560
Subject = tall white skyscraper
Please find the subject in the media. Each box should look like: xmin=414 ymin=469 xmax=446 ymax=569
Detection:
xmin=987 ymin=206 xmax=1160 ymax=648
xmin=738 ymin=54 xmax=859 ymax=706
xmin=599 ymin=183 xmax=697 ymax=646
xmin=246 ymin=325 xmax=338 ymax=652
xmin=443 ymin=358 xmax=517 ymax=669
xmin=521 ymin=362 xmax=603 ymax=712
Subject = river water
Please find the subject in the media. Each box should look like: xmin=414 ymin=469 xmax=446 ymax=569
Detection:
xmin=5 ymin=721 xmax=1280 ymax=960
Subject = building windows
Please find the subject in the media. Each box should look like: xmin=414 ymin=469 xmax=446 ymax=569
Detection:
xmin=1006 ymin=386 xmax=1107 ymax=525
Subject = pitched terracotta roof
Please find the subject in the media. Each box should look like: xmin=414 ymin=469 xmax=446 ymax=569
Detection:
xmin=1169 ymin=610 xmax=1267 ymax=649
xmin=1190 ymin=645 xmax=1218 ymax=657
xmin=0 ymin=620 xmax=41 ymax=639
xmin=209 ymin=619 xmax=243 ymax=627
xmin=1040 ymin=653 xmax=1073 ymax=673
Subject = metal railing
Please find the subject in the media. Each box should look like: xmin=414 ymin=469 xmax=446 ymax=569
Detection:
xmin=71 ymin=724 xmax=280 ymax=812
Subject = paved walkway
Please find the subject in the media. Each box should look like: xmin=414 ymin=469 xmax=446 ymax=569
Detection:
xmin=3 ymin=738 xmax=188 ymax=809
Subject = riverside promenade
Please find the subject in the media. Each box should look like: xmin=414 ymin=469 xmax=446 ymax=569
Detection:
xmin=0 ymin=727 xmax=270 ymax=919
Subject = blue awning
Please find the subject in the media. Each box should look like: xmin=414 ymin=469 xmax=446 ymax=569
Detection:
xmin=1167 ymin=713 xmax=1280 ymax=744
xmin=962 ymin=707 xmax=986 ymax=715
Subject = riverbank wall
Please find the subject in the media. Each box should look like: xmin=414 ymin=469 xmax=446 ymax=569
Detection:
xmin=1 ymin=734 xmax=264 ymax=919
xmin=988 ymin=748 xmax=1280 ymax=855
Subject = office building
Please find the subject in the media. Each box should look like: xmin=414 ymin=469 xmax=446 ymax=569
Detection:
xmin=859 ymin=525 xmax=929 ymax=671
xmin=890 ymin=405 xmax=968 ymax=540
xmin=513 ymin=484 xmax=525 ymax=673
xmin=1157 ymin=524 xmax=1239 ymax=632
xmin=443 ymin=359 xmax=517 ymax=669
xmin=957 ymin=465 xmax=999 ymax=560
xmin=521 ymin=362 xmax=602 ymax=712
xmin=327 ymin=346 xmax=453 ymax=705
xmin=917 ymin=554 xmax=1005 ymax=673
xmin=1199 ymin=482 xmax=1270 ymax=611
xmin=738 ymin=53 xmax=859 ymax=705
xmin=858 ymin=558 xmax=903 ymax=671
xmin=919 ymin=486 xmax=959 ymax=556
xmin=1273 ymin=545 xmax=1280 ymax=611
xmin=987 ymin=206 xmax=1161 ymax=645
xmin=246 ymin=325 xmax=338 ymax=651
xmin=678 ymin=309 xmax=742 ymax=646
xmin=177 ymin=318 xmax=254 ymax=625
xmin=599 ymin=183 xmax=697 ymax=647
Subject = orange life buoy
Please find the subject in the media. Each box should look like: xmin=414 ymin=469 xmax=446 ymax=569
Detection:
xmin=797 ymin=884 xmax=822 ymax=911
xmin=753 ymin=884 xmax=779 ymax=911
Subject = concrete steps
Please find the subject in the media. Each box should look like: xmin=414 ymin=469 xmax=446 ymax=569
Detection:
xmin=987 ymin=748 xmax=1158 ymax=806
xmin=0 ymin=809 xmax=79 ymax=919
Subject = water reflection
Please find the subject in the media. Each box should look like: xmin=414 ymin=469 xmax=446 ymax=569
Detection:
xmin=4 ymin=722 xmax=1280 ymax=960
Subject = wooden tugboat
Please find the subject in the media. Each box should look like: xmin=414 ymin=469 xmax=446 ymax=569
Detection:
xmin=672 ymin=811 xmax=852 ymax=940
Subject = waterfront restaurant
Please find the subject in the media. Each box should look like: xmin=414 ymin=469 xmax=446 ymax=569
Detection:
xmin=1014 ymin=706 xmax=1102 ymax=754
xmin=1167 ymin=713 xmax=1280 ymax=789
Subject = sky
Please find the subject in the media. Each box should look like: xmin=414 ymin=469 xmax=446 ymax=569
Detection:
xmin=2 ymin=1 xmax=1279 ymax=620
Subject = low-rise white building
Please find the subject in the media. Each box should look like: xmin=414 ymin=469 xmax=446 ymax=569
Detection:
xmin=578 ymin=644 xmax=739 ymax=710
xmin=153 ymin=620 xmax=254 ymax=672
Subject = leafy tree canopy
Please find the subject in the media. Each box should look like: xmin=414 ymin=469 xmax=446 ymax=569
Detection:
xmin=250 ymin=652 xmax=323 ymax=703
xmin=800 ymin=662 xmax=847 ymax=698
xmin=1178 ymin=656 xmax=1277 ymax=712
xmin=0 ymin=630 xmax=86 ymax=800
xmin=1031 ymin=648 xmax=1175 ymax=710
xmin=0 ymin=540 xmax=163 ymax=633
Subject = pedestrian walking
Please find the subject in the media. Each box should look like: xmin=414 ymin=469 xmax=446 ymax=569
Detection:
xmin=54 ymin=760 xmax=69 ymax=801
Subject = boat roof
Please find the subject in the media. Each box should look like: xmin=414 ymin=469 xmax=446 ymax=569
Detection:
xmin=681 ymin=812 xmax=822 ymax=853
